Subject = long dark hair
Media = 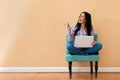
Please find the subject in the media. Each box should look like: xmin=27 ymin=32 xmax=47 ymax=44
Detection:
xmin=74 ymin=12 xmax=93 ymax=36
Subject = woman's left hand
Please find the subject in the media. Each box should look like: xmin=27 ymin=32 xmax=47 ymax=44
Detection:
xmin=91 ymin=40 xmax=96 ymax=45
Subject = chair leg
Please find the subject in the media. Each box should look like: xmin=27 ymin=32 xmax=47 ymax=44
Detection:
xmin=90 ymin=61 xmax=93 ymax=74
xmin=68 ymin=62 xmax=72 ymax=78
xmin=95 ymin=61 xmax=98 ymax=78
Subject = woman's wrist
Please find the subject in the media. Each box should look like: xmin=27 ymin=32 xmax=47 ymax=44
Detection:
xmin=67 ymin=26 xmax=71 ymax=33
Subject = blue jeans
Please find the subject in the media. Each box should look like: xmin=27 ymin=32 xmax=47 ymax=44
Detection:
xmin=67 ymin=42 xmax=102 ymax=55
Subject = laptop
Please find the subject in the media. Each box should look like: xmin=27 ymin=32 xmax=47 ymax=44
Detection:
xmin=74 ymin=36 xmax=94 ymax=48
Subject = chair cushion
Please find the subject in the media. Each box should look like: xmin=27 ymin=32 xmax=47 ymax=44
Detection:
xmin=66 ymin=53 xmax=100 ymax=62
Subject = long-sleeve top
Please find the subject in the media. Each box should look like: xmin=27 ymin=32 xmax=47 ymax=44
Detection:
xmin=67 ymin=25 xmax=95 ymax=42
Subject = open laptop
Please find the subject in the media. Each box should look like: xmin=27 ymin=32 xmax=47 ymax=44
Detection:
xmin=74 ymin=36 xmax=94 ymax=48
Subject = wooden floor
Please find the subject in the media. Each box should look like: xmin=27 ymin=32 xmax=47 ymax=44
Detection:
xmin=0 ymin=72 xmax=120 ymax=80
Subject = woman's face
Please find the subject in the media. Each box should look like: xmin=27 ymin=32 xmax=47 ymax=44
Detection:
xmin=78 ymin=13 xmax=86 ymax=24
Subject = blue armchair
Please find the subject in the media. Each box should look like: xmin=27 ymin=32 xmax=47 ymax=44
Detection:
xmin=66 ymin=34 xmax=100 ymax=78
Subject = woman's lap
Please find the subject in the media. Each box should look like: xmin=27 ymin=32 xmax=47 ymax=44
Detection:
xmin=67 ymin=42 xmax=102 ymax=55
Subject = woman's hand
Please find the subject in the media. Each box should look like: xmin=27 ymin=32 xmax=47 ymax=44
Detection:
xmin=91 ymin=40 xmax=96 ymax=46
xmin=63 ymin=22 xmax=70 ymax=28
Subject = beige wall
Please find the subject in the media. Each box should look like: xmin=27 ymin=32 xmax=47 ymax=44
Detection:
xmin=0 ymin=0 xmax=120 ymax=67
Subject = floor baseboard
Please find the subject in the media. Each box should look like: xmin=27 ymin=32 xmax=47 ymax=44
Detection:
xmin=0 ymin=67 xmax=120 ymax=72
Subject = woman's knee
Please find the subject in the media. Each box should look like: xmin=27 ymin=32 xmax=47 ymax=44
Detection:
xmin=96 ymin=43 xmax=102 ymax=50
xmin=67 ymin=43 xmax=74 ymax=51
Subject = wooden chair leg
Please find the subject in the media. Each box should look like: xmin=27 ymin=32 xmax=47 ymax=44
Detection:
xmin=68 ymin=62 xmax=72 ymax=78
xmin=95 ymin=61 xmax=98 ymax=78
xmin=90 ymin=61 xmax=93 ymax=74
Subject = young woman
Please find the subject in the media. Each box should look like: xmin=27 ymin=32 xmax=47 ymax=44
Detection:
xmin=65 ymin=12 xmax=102 ymax=55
